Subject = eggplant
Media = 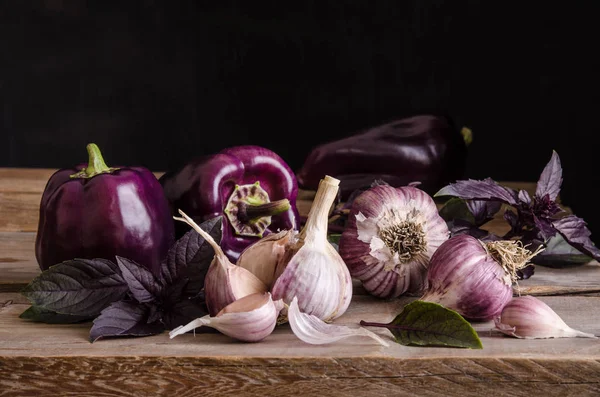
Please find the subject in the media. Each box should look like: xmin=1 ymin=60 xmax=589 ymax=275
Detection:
xmin=296 ymin=114 xmax=471 ymax=200
xmin=159 ymin=145 xmax=299 ymax=262
xmin=35 ymin=143 xmax=175 ymax=276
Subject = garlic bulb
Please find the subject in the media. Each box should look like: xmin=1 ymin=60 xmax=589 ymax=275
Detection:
xmin=494 ymin=296 xmax=597 ymax=339
xmin=169 ymin=292 xmax=284 ymax=343
xmin=271 ymin=176 xmax=353 ymax=321
xmin=175 ymin=210 xmax=267 ymax=316
xmin=421 ymin=234 xmax=543 ymax=321
xmin=287 ymin=296 xmax=389 ymax=346
xmin=338 ymin=185 xmax=449 ymax=299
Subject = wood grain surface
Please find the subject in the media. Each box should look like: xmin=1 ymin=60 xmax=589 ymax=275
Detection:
xmin=1 ymin=168 xmax=600 ymax=396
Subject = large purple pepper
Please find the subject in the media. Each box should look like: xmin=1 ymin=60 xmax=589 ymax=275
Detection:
xmin=296 ymin=114 xmax=471 ymax=200
xmin=35 ymin=143 xmax=175 ymax=276
xmin=159 ymin=145 xmax=299 ymax=262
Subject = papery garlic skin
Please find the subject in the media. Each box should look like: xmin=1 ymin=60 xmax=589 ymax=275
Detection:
xmin=420 ymin=234 xmax=512 ymax=321
xmin=175 ymin=210 xmax=267 ymax=316
xmin=339 ymin=185 xmax=449 ymax=299
xmin=169 ymin=292 xmax=284 ymax=343
xmin=271 ymin=176 xmax=353 ymax=322
xmin=494 ymin=296 xmax=597 ymax=339
xmin=237 ymin=229 xmax=295 ymax=289
xmin=287 ymin=296 xmax=389 ymax=346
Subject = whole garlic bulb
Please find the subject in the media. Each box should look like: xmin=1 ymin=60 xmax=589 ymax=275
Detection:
xmin=271 ymin=176 xmax=353 ymax=321
xmin=338 ymin=184 xmax=449 ymax=299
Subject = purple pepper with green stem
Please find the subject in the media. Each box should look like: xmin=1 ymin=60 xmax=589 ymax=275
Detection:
xmin=35 ymin=143 xmax=175 ymax=276
xmin=159 ymin=145 xmax=300 ymax=262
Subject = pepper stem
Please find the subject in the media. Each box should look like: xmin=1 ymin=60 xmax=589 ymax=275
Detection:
xmin=70 ymin=143 xmax=120 ymax=179
xmin=237 ymin=199 xmax=291 ymax=223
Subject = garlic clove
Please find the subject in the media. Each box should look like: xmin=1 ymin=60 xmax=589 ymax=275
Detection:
xmin=175 ymin=210 xmax=267 ymax=316
xmin=494 ymin=296 xmax=597 ymax=339
xmin=287 ymin=296 xmax=389 ymax=347
xmin=236 ymin=229 xmax=295 ymax=289
xmin=169 ymin=292 xmax=284 ymax=343
xmin=271 ymin=176 xmax=353 ymax=322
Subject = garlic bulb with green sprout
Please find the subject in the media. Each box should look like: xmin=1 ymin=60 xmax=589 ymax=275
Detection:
xmin=270 ymin=175 xmax=353 ymax=321
xmin=494 ymin=295 xmax=597 ymax=339
xmin=174 ymin=210 xmax=267 ymax=316
xmin=338 ymin=184 xmax=449 ymax=299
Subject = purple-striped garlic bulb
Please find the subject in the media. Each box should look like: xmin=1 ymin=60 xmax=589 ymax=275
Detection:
xmin=338 ymin=185 xmax=449 ymax=299
xmin=421 ymin=234 xmax=543 ymax=321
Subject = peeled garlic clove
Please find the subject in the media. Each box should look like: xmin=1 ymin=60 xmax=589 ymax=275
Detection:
xmin=287 ymin=296 xmax=389 ymax=347
xmin=338 ymin=185 xmax=450 ymax=299
xmin=236 ymin=229 xmax=294 ymax=289
xmin=169 ymin=292 xmax=284 ymax=343
xmin=494 ymin=296 xmax=597 ymax=339
xmin=175 ymin=210 xmax=267 ymax=316
xmin=271 ymin=176 xmax=353 ymax=322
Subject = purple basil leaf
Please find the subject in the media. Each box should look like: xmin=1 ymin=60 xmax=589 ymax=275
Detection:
xmin=89 ymin=300 xmax=164 ymax=342
xmin=162 ymin=298 xmax=210 ymax=331
xmin=116 ymin=256 xmax=162 ymax=304
xmin=21 ymin=258 xmax=127 ymax=316
xmin=19 ymin=305 xmax=93 ymax=324
xmin=518 ymin=189 xmax=531 ymax=205
xmin=552 ymin=215 xmax=600 ymax=261
xmin=160 ymin=216 xmax=222 ymax=297
xmin=535 ymin=150 xmax=563 ymax=201
xmin=503 ymin=209 xmax=519 ymax=231
xmin=446 ymin=219 xmax=498 ymax=240
xmin=534 ymin=217 xmax=558 ymax=241
xmin=434 ymin=178 xmax=518 ymax=206
xmin=466 ymin=200 xmax=502 ymax=225
xmin=517 ymin=264 xmax=535 ymax=280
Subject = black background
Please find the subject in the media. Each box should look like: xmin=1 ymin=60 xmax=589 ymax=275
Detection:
xmin=2 ymin=1 xmax=599 ymax=241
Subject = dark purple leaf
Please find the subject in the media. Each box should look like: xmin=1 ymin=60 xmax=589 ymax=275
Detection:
xmin=535 ymin=150 xmax=562 ymax=201
xmin=116 ymin=256 xmax=162 ymax=303
xmin=552 ymin=215 xmax=600 ymax=261
xmin=435 ymin=178 xmax=518 ymax=206
xmin=447 ymin=218 xmax=496 ymax=240
xmin=162 ymin=298 xmax=209 ymax=330
xmin=19 ymin=305 xmax=93 ymax=324
xmin=503 ymin=209 xmax=519 ymax=231
xmin=89 ymin=300 xmax=164 ymax=342
xmin=160 ymin=216 xmax=222 ymax=297
xmin=466 ymin=200 xmax=503 ymax=225
xmin=517 ymin=264 xmax=535 ymax=280
xmin=534 ymin=217 xmax=558 ymax=241
xmin=21 ymin=258 xmax=127 ymax=316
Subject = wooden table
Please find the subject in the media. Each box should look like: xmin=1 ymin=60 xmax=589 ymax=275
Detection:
xmin=1 ymin=169 xmax=600 ymax=396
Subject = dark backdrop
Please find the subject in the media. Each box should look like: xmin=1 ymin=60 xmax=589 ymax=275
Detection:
xmin=2 ymin=1 xmax=600 ymax=241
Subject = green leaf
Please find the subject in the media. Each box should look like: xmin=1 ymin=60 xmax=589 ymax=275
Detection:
xmin=361 ymin=300 xmax=483 ymax=349
xmin=19 ymin=305 xmax=93 ymax=324
xmin=438 ymin=197 xmax=475 ymax=224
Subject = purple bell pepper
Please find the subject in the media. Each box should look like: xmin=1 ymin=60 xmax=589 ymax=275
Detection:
xmin=35 ymin=143 xmax=175 ymax=276
xmin=159 ymin=145 xmax=299 ymax=262
xmin=296 ymin=114 xmax=471 ymax=200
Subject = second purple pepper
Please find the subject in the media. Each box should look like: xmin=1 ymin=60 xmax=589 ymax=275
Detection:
xmin=159 ymin=145 xmax=300 ymax=262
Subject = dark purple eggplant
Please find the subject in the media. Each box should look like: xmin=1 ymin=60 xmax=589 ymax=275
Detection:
xmin=35 ymin=143 xmax=175 ymax=276
xmin=296 ymin=114 xmax=471 ymax=200
xmin=159 ymin=145 xmax=299 ymax=262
